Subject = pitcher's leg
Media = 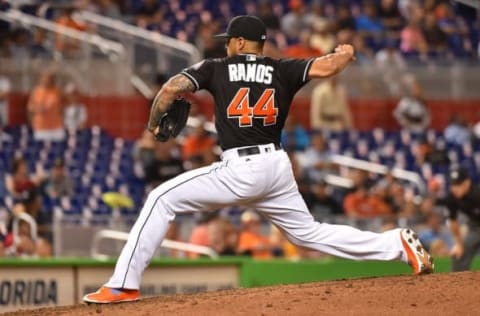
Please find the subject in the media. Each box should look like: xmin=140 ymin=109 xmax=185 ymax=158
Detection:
xmin=256 ymin=192 xmax=406 ymax=262
xmin=104 ymin=161 xmax=247 ymax=290
xmin=105 ymin=193 xmax=175 ymax=289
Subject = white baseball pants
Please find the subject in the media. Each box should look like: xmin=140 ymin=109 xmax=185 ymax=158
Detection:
xmin=106 ymin=144 xmax=407 ymax=289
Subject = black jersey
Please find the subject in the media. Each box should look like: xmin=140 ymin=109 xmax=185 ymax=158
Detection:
xmin=182 ymin=54 xmax=314 ymax=150
xmin=444 ymin=185 xmax=480 ymax=226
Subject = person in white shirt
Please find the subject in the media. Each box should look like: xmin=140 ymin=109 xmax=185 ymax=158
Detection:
xmin=393 ymin=79 xmax=431 ymax=133
xmin=310 ymin=76 xmax=353 ymax=131
xmin=63 ymin=82 xmax=87 ymax=131
xmin=375 ymin=40 xmax=406 ymax=96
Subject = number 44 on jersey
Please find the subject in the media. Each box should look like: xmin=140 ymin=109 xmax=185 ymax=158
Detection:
xmin=227 ymin=88 xmax=278 ymax=127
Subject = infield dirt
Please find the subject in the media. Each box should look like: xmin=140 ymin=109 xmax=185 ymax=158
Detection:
xmin=2 ymin=271 xmax=479 ymax=316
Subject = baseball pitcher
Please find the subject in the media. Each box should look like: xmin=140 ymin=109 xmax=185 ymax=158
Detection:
xmin=84 ymin=16 xmax=433 ymax=304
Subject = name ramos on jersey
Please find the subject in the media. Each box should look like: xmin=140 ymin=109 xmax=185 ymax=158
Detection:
xmin=228 ymin=63 xmax=273 ymax=85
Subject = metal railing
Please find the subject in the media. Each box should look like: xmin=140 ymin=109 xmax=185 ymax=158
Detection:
xmin=0 ymin=9 xmax=124 ymax=59
xmin=91 ymin=229 xmax=219 ymax=260
xmin=74 ymin=10 xmax=201 ymax=80
xmin=75 ymin=11 xmax=201 ymax=64
xmin=330 ymin=154 xmax=426 ymax=194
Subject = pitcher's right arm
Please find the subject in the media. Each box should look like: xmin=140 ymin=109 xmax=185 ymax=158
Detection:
xmin=308 ymin=44 xmax=355 ymax=79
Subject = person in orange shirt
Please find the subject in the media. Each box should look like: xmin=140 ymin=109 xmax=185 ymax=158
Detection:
xmin=55 ymin=7 xmax=88 ymax=57
xmin=182 ymin=120 xmax=216 ymax=160
xmin=343 ymin=185 xmax=393 ymax=219
xmin=283 ymin=29 xmax=323 ymax=59
xmin=237 ymin=210 xmax=273 ymax=259
xmin=27 ymin=71 xmax=65 ymax=141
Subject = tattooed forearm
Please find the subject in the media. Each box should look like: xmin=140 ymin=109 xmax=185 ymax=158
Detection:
xmin=148 ymin=74 xmax=195 ymax=131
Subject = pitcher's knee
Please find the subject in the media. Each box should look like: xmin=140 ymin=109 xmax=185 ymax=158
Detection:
xmin=282 ymin=225 xmax=321 ymax=248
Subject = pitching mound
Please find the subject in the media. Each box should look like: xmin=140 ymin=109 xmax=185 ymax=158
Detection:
xmin=3 ymin=271 xmax=480 ymax=316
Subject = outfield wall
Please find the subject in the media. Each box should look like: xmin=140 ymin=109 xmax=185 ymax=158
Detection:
xmin=0 ymin=257 xmax=479 ymax=312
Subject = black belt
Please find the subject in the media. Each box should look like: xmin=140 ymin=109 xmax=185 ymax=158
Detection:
xmin=237 ymin=144 xmax=282 ymax=157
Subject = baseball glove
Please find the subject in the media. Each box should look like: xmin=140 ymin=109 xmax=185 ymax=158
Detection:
xmin=154 ymin=97 xmax=191 ymax=142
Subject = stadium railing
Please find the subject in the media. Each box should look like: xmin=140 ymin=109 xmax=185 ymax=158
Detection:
xmin=74 ymin=10 xmax=201 ymax=87
xmin=90 ymin=229 xmax=218 ymax=260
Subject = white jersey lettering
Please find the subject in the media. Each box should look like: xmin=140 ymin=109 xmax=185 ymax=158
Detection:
xmin=228 ymin=63 xmax=274 ymax=85
xmin=228 ymin=64 xmax=238 ymax=82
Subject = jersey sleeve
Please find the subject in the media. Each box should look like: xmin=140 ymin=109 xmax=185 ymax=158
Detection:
xmin=277 ymin=58 xmax=315 ymax=92
xmin=180 ymin=59 xmax=215 ymax=91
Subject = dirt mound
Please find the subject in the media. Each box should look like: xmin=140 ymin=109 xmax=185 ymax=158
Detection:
xmin=3 ymin=271 xmax=479 ymax=316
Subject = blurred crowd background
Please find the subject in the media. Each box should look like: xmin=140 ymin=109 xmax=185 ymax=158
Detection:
xmin=0 ymin=0 xmax=479 ymax=261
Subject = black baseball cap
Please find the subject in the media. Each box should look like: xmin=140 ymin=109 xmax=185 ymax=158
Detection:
xmin=449 ymin=166 xmax=470 ymax=185
xmin=213 ymin=15 xmax=267 ymax=42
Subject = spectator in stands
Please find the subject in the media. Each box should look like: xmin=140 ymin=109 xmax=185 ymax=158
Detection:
xmin=422 ymin=12 xmax=449 ymax=57
xmin=400 ymin=16 xmax=428 ymax=59
xmin=5 ymin=157 xmax=37 ymax=198
xmin=304 ymin=0 xmax=329 ymax=29
xmin=208 ymin=216 xmax=238 ymax=256
xmin=301 ymin=132 xmax=336 ymax=182
xmin=189 ymin=209 xmax=238 ymax=257
xmin=134 ymin=0 xmax=162 ymax=24
xmin=444 ymin=113 xmax=471 ymax=146
xmin=283 ymin=29 xmax=322 ymax=58
xmin=63 ymin=82 xmax=87 ymax=131
xmin=0 ymin=65 xmax=10 ymax=127
xmin=2 ymin=217 xmax=52 ymax=257
xmin=145 ymin=140 xmax=184 ymax=187
xmin=9 ymin=188 xmax=52 ymax=256
xmin=310 ymin=19 xmax=336 ymax=55
xmin=27 ymin=71 xmax=65 ymax=141
xmin=348 ymin=169 xmax=374 ymax=190
xmin=309 ymin=179 xmax=342 ymax=220
xmin=97 ymin=0 xmax=122 ymax=20
xmin=237 ymin=210 xmax=274 ymax=259
xmin=435 ymin=3 xmax=473 ymax=57
xmin=188 ymin=211 xmax=218 ymax=258
xmin=182 ymin=119 xmax=216 ymax=161
xmin=6 ymin=28 xmax=29 ymax=62
xmin=196 ymin=18 xmax=225 ymax=59
xmin=281 ymin=116 xmax=309 ymax=152
xmin=378 ymin=0 xmax=404 ymax=32
xmin=351 ymin=34 xmax=375 ymax=65
xmin=355 ymin=1 xmax=384 ymax=47
xmin=375 ymin=39 xmax=407 ymax=96
xmin=412 ymin=136 xmax=449 ymax=176
xmin=258 ymin=0 xmax=280 ymax=31
xmin=310 ymin=76 xmax=353 ymax=131
xmin=40 ymin=158 xmax=74 ymax=199
xmin=393 ymin=78 xmax=430 ymax=132
xmin=55 ymin=6 xmax=88 ymax=57
xmin=418 ymin=211 xmax=452 ymax=257
xmin=281 ymin=0 xmax=308 ymax=39
xmin=334 ymin=4 xmax=356 ymax=49
xmin=336 ymin=3 xmax=356 ymax=32
xmin=343 ymin=185 xmax=393 ymax=219
xmin=30 ymin=28 xmax=51 ymax=59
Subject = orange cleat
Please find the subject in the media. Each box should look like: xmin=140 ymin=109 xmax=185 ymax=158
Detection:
xmin=400 ymin=229 xmax=434 ymax=275
xmin=83 ymin=286 xmax=140 ymax=304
